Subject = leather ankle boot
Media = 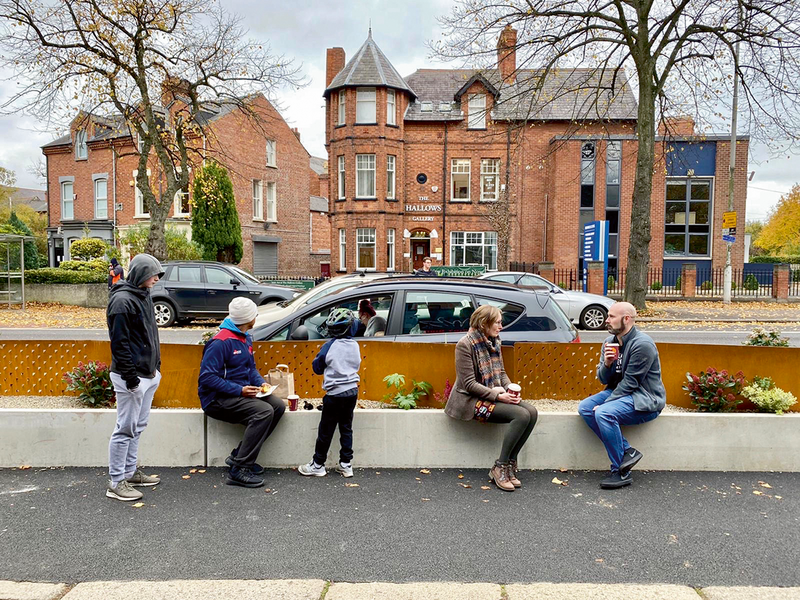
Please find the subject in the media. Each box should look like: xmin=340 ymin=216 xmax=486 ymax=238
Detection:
xmin=488 ymin=461 xmax=515 ymax=492
xmin=508 ymin=460 xmax=522 ymax=488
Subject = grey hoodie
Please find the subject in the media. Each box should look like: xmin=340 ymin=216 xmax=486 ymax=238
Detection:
xmin=107 ymin=254 xmax=165 ymax=389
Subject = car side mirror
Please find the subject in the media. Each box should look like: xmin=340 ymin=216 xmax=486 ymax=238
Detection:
xmin=289 ymin=325 xmax=309 ymax=340
xmin=230 ymin=278 xmax=240 ymax=286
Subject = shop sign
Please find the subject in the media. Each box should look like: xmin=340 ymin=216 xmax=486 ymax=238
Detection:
xmin=405 ymin=203 xmax=442 ymax=213
xmin=411 ymin=216 xmax=434 ymax=222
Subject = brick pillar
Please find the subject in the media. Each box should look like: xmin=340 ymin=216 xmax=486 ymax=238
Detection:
xmin=586 ymin=261 xmax=605 ymax=295
xmin=773 ymin=264 xmax=790 ymax=303
xmin=537 ymin=261 xmax=555 ymax=284
xmin=681 ymin=263 xmax=696 ymax=298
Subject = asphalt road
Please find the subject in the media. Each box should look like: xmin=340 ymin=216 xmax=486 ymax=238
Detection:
xmin=0 ymin=467 xmax=797 ymax=587
xmin=2 ymin=327 xmax=800 ymax=345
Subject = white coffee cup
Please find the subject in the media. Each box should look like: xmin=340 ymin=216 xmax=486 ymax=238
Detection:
xmin=507 ymin=383 xmax=522 ymax=397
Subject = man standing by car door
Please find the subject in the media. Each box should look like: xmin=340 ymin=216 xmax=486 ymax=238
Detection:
xmin=414 ymin=257 xmax=438 ymax=277
xmin=105 ymin=253 xmax=164 ymax=501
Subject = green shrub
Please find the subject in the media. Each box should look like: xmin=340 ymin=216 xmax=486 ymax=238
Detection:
xmin=558 ymin=282 xmax=567 ymax=289
xmin=70 ymin=238 xmax=107 ymax=260
xmin=25 ymin=268 xmax=106 ymax=284
xmin=63 ymin=360 xmax=115 ymax=407
xmin=741 ymin=376 xmax=797 ymax=414
xmin=682 ymin=367 xmax=745 ymax=412
xmin=59 ymin=258 xmax=108 ymax=274
xmin=675 ymin=276 xmax=681 ymax=291
xmin=607 ymin=275 xmax=616 ymax=289
xmin=744 ymin=326 xmax=790 ymax=347
xmin=650 ymin=281 xmax=662 ymax=291
xmin=749 ymin=255 xmax=800 ymax=264
xmin=792 ymin=269 xmax=800 ymax=283
xmin=743 ymin=274 xmax=759 ymax=291
xmin=700 ymin=280 xmax=713 ymax=291
xmin=383 ymin=373 xmax=433 ymax=410
xmin=120 ymin=224 xmax=202 ymax=261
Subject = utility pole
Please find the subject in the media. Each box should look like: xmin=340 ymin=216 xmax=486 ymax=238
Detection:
xmin=723 ymin=31 xmax=741 ymax=304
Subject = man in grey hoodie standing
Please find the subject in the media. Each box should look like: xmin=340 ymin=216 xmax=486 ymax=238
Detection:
xmin=578 ymin=301 xmax=666 ymax=489
xmin=105 ymin=253 xmax=164 ymax=501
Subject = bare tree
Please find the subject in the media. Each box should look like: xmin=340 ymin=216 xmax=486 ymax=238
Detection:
xmin=0 ymin=0 xmax=303 ymax=259
xmin=434 ymin=0 xmax=800 ymax=308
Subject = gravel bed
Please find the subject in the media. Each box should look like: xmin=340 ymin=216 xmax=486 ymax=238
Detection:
xmin=0 ymin=395 xmax=690 ymax=412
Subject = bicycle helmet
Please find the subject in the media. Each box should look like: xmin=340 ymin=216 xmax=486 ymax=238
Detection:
xmin=322 ymin=307 xmax=357 ymax=338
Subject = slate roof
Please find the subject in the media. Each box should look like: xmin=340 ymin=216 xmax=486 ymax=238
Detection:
xmin=325 ymin=31 xmax=416 ymax=99
xmin=3 ymin=187 xmax=47 ymax=213
xmin=310 ymin=195 xmax=328 ymax=213
xmin=310 ymin=156 xmax=328 ymax=176
xmin=403 ymin=68 xmax=638 ymax=122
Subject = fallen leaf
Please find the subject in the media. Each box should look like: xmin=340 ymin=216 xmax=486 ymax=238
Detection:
xmin=420 ymin=469 xmax=431 ymax=474
xmin=458 ymin=483 xmax=472 ymax=488
xmin=480 ymin=486 xmax=491 ymax=490
xmin=458 ymin=474 xmax=464 ymax=479
xmin=551 ymin=477 xmax=567 ymax=486
xmin=345 ymin=482 xmax=359 ymax=488
xmin=189 ymin=469 xmax=197 ymax=474
xmin=753 ymin=490 xmax=763 ymax=496
xmin=415 ymin=477 xmax=421 ymax=481
xmin=421 ymin=498 xmax=430 ymax=502
xmin=198 ymin=469 xmax=206 ymax=474
xmin=759 ymin=481 xmax=772 ymax=489
xmin=668 ymin=535 xmax=678 ymax=544
xmin=775 ymin=495 xmax=783 ymax=500
xmin=182 ymin=475 xmax=191 ymax=480
xmin=19 ymin=465 xmax=31 ymax=470
xmin=559 ymin=468 xmax=568 ymax=473
xmin=263 ymin=488 xmax=271 ymax=493
xmin=375 ymin=471 xmax=381 ymax=475
xmin=595 ymin=558 xmax=604 ymax=563
xmin=132 ymin=502 xmax=144 ymax=508
xmin=482 ymin=499 xmax=489 ymax=503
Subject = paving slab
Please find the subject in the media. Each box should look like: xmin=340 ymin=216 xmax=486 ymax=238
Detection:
xmin=61 ymin=579 xmax=325 ymax=600
xmin=0 ymin=581 xmax=68 ymax=600
xmin=505 ymin=583 xmax=700 ymax=599
xmin=325 ymin=582 xmax=502 ymax=600
xmin=702 ymin=587 xmax=800 ymax=599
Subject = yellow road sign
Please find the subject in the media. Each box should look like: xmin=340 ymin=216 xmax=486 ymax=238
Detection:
xmin=723 ymin=211 xmax=737 ymax=228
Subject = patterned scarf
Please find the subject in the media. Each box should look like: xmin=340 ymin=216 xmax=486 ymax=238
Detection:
xmin=467 ymin=328 xmax=504 ymax=388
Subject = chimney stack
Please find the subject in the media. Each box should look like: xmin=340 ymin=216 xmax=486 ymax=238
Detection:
xmin=326 ymin=48 xmax=346 ymax=87
xmin=291 ymin=127 xmax=301 ymax=142
xmin=497 ymin=25 xmax=517 ymax=85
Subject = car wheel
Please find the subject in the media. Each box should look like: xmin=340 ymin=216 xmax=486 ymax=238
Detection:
xmin=153 ymin=300 xmax=177 ymax=327
xmin=580 ymin=305 xmax=608 ymax=330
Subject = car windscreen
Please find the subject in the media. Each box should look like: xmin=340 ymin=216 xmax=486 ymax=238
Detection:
xmin=230 ymin=266 xmax=260 ymax=285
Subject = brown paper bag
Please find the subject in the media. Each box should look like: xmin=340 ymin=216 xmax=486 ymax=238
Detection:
xmin=267 ymin=364 xmax=295 ymax=399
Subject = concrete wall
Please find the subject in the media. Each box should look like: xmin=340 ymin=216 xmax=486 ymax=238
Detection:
xmin=3 ymin=408 xmax=799 ymax=472
xmin=26 ymin=283 xmax=108 ymax=308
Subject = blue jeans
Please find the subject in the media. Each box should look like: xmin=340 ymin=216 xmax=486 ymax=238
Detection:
xmin=578 ymin=389 xmax=659 ymax=472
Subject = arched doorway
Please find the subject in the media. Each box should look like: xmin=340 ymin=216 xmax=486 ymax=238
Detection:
xmin=409 ymin=229 xmax=430 ymax=270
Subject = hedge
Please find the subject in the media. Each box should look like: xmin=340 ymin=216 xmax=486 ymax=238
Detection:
xmin=749 ymin=256 xmax=800 ymax=264
xmin=59 ymin=258 xmax=109 ymax=274
xmin=25 ymin=268 xmax=107 ymax=284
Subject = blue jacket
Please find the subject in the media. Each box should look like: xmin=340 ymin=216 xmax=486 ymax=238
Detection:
xmin=312 ymin=320 xmax=361 ymax=396
xmin=198 ymin=318 xmax=265 ymax=409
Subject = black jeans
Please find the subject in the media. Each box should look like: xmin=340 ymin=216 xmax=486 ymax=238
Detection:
xmin=204 ymin=394 xmax=285 ymax=467
xmin=313 ymin=390 xmax=358 ymax=465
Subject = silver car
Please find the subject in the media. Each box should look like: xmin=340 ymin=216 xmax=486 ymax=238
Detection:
xmin=479 ymin=271 xmax=615 ymax=330
xmin=255 ymin=271 xmax=409 ymax=328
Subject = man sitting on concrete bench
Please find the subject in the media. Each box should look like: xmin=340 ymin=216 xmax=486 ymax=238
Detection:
xmin=578 ymin=301 xmax=665 ymax=489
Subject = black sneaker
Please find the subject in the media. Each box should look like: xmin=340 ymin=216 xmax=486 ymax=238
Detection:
xmin=600 ymin=471 xmax=633 ymax=489
xmin=619 ymin=448 xmax=643 ymax=474
xmin=225 ymin=448 xmax=264 ymax=474
xmin=226 ymin=465 xmax=264 ymax=488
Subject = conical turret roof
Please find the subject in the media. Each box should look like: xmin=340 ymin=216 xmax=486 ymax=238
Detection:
xmin=325 ymin=30 xmax=416 ymax=99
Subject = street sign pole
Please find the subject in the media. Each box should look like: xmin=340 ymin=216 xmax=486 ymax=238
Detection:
xmin=724 ymin=18 xmax=741 ymax=305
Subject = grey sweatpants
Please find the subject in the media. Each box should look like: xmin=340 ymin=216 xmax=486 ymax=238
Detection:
xmin=108 ymin=371 xmax=161 ymax=484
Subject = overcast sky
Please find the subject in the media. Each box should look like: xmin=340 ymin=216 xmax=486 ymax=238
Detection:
xmin=0 ymin=0 xmax=795 ymax=222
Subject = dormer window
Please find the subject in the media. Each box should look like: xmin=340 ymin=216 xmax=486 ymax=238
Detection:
xmin=468 ymin=94 xmax=486 ymax=129
xmin=387 ymin=89 xmax=396 ymax=125
xmin=439 ymin=102 xmax=452 ymax=113
xmin=356 ymin=87 xmax=376 ymax=123
xmin=75 ymin=130 xmax=88 ymax=160
xmin=421 ymin=101 xmax=433 ymax=112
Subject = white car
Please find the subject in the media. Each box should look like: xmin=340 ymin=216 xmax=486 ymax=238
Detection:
xmin=478 ymin=271 xmax=615 ymax=330
xmin=255 ymin=272 xmax=408 ymax=328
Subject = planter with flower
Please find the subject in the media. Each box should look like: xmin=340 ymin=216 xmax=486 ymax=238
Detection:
xmin=63 ymin=361 xmax=116 ymax=408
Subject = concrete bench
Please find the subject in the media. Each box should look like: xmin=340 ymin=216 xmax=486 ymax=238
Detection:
xmin=2 ymin=408 xmax=799 ymax=471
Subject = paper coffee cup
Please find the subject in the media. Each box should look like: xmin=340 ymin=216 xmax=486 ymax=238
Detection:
xmin=606 ymin=343 xmax=620 ymax=360
xmin=507 ymin=383 xmax=522 ymax=397
xmin=287 ymin=394 xmax=300 ymax=411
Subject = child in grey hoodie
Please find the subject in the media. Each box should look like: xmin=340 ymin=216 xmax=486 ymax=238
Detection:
xmin=298 ymin=308 xmax=361 ymax=478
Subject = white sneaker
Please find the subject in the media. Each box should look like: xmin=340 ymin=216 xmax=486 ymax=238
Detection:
xmin=298 ymin=461 xmax=327 ymax=477
xmin=334 ymin=462 xmax=353 ymax=478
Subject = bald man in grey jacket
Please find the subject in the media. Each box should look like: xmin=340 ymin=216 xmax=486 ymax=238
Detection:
xmin=578 ymin=301 xmax=666 ymax=489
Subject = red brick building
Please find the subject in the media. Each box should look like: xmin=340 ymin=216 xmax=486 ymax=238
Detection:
xmin=42 ymin=94 xmax=330 ymax=277
xmin=323 ymin=29 xmax=748 ymax=279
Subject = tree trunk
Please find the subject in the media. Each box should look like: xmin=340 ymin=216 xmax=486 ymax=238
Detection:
xmin=145 ymin=190 xmax=170 ymax=262
xmin=624 ymin=78 xmax=657 ymax=310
